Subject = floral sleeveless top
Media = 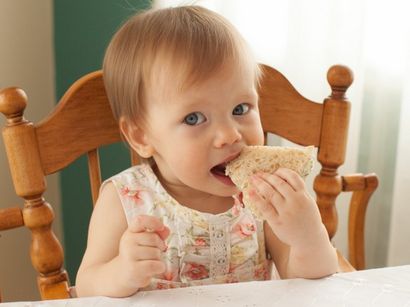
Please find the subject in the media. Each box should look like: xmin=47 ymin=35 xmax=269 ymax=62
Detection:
xmin=105 ymin=164 xmax=279 ymax=290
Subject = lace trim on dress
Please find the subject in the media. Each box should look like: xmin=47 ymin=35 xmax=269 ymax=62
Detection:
xmin=208 ymin=217 xmax=231 ymax=278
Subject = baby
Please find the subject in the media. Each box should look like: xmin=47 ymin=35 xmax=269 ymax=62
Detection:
xmin=75 ymin=5 xmax=338 ymax=297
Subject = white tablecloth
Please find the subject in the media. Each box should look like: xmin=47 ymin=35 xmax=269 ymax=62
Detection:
xmin=2 ymin=265 xmax=410 ymax=307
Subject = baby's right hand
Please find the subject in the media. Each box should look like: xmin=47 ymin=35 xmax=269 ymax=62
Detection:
xmin=118 ymin=215 xmax=170 ymax=291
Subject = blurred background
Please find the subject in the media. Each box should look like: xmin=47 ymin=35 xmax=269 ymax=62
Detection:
xmin=0 ymin=0 xmax=409 ymax=302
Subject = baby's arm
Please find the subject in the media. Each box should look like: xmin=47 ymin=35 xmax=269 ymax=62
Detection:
xmin=75 ymin=182 xmax=169 ymax=297
xmin=248 ymin=168 xmax=338 ymax=279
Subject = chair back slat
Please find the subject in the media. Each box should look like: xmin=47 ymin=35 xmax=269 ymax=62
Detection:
xmin=35 ymin=71 xmax=121 ymax=175
xmin=258 ymin=64 xmax=323 ymax=147
xmin=130 ymin=149 xmax=140 ymax=166
xmin=87 ymin=149 xmax=102 ymax=206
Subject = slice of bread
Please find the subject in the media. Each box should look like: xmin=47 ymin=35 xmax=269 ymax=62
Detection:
xmin=225 ymin=145 xmax=314 ymax=219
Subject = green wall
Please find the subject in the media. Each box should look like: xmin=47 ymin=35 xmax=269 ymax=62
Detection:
xmin=54 ymin=0 xmax=151 ymax=282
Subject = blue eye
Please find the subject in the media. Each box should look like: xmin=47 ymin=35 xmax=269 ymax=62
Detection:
xmin=183 ymin=112 xmax=206 ymax=126
xmin=233 ymin=103 xmax=250 ymax=115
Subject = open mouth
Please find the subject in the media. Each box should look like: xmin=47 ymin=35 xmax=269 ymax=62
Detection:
xmin=211 ymin=163 xmax=234 ymax=186
xmin=211 ymin=163 xmax=227 ymax=176
xmin=210 ymin=152 xmax=241 ymax=186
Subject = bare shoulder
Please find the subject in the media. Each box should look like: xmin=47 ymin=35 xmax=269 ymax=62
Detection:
xmin=263 ymin=221 xmax=290 ymax=278
xmin=79 ymin=181 xmax=128 ymax=268
xmin=91 ymin=181 xmax=127 ymax=231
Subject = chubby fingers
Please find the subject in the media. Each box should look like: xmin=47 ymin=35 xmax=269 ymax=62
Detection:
xmin=133 ymin=245 xmax=164 ymax=261
xmin=129 ymin=215 xmax=165 ymax=233
xmin=250 ymin=174 xmax=284 ymax=204
xmin=136 ymin=260 xmax=166 ymax=277
xmin=274 ymin=168 xmax=305 ymax=191
xmin=129 ymin=215 xmax=170 ymax=240
xmin=126 ymin=215 xmax=170 ymax=251
xmin=248 ymin=174 xmax=284 ymax=219
xmin=256 ymin=171 xmax=296 ymax=197
xmin=134 ymin=232 xmax=168 ymax=251
xmin=247 ymin=187 xmax=278 ymax=221
xmin=155 ymin=225 xmax=170 ymax=241
xmin=132 ymin=260 xmax=167 ymax=288
xmin=121 ymin=230 xmax=167 ymax=258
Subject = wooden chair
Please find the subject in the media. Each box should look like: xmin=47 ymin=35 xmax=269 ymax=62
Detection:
xmin=0 ymin=64 xmax=378 ymax=301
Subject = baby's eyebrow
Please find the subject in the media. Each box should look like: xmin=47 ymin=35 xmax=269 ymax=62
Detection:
xmin=175 ymin=89 xmax=258 ymax=110
xmin=178 ymin=99 xmax=207 ymax=109
xmin=237 ymin=92 xmax=258 ymax=101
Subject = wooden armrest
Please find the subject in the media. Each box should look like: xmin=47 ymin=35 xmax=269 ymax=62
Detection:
xmin=0 ymin=207 xmax=24 ymax=303
xmin=0 ymin=207 xmax=24 ymax=230
xmin=342 ymin=173 xmax=378 ymax=270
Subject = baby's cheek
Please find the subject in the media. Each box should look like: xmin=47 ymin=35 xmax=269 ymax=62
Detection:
xmin=247 ymin=124 xmax=264 ymax=146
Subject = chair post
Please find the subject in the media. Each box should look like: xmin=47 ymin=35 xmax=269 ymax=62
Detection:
xmin=313 ymin=66 xmax=353 ymax=239
xmin=0 ymin=88 xmax=70 ymax=299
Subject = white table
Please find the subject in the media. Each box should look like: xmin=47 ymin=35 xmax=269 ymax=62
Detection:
xmin=2 ymin=265 xmax=410 ymax=307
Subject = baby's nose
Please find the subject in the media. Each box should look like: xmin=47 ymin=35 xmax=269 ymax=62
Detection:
xmin=213 ymin=123 xmax=242 ymax=148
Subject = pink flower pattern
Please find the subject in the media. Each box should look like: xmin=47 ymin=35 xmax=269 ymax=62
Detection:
xmin=194 ymin=238 xmax=207 ymax=246
xmin=120 ymin=186 xmax=146 ymax=205
xmin=232 ymin=215 xmax=257 ymax=239
xmin=239 ymin=223 xmax=256 ymax=237
xmin=108 ymin=164 xmax=275 ymax=291
xmin=183 ymin=263 xmax=209 ymax=280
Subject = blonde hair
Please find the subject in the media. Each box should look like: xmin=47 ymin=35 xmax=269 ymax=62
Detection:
xmin=103 ymin=5 xmax=260 ymax=126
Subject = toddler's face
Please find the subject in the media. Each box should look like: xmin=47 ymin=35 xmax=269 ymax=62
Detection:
xmin=143 ymin=63 xmax=264 ymax=199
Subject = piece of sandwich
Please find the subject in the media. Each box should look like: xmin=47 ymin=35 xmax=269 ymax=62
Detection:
xmin=225 ymin=145 xmax=314 ymax=219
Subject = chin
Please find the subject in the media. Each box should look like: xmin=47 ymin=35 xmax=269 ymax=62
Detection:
xmin=214 ymin=185 xmax=240 ymax=197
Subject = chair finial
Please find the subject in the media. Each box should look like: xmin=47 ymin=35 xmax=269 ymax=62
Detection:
xmin=0 ymin=87 xmax=28 ymax=124
xmin=327 ymin=65 xmax=354 ymax=99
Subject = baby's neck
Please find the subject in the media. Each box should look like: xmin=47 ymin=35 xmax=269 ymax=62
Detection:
xmin=153 ymin=165 xmax=234 ymax=215
xmin=178 ymin=194 xmax=234 ymax=215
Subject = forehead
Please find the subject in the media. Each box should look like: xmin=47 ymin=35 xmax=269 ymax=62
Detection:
xmin=147 ymin=57 xmax=258 ymax=105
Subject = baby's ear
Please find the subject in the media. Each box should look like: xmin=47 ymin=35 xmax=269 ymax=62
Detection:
xmin=119 ymin=117 xmax=155 ymax=158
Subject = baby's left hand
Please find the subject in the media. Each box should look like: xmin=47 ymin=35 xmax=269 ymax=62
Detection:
xmin=248 ymin=168 xmax=324 ymax=250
